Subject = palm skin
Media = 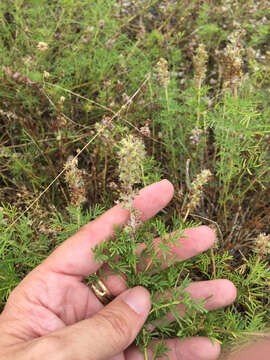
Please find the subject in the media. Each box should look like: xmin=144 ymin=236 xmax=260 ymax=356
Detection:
xmin=0 ymin=180 xmax=236 ymax=360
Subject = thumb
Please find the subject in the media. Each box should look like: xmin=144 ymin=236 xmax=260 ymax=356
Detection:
xmin=43 ymin=286 xmax=151 ymax=360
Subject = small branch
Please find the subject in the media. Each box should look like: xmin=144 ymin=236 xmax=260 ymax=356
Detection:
xmin=185 ymin=158 xmax=191 ymax=191
xmin=149 ymin=301 xmax=181 ymax=315
xmin=211 ymin=248 xmax=216 ymax=279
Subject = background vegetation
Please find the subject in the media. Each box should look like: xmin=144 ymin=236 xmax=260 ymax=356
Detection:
xmin=1 ymin=0 xmax=270 ymax=356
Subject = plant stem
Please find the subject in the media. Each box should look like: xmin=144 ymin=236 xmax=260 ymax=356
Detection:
xmin=211 ymin=248 xmax=216 ymax=279
xmin=149 ymin=300 xmax=181 ymax=315
xmin=183 ymin=209 xmax=190 ymax=222
xmin=196 ymin=78 xmax=201 ymax=127
xmin=165 ymin=85 xmax=177 ymax=175
xmin=246 ymin=255 xmax=261 ymax=283
xmin=144 ymin=347 xmax=149 ymax=360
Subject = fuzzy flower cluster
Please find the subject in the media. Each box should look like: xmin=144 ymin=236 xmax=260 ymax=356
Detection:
xmin=254 ymin=233 xmax=270 ymax=257
xmin=139 ymin=124 xmax=151 ymax=137
xmin=221 ymin=30 xmax=244 ymax=90
xmin=139 ymin=119 xmax=151 ymax=137
xmin=95 ymin=115 xmax=115 ymax=145
xmin=118 ymin=135 xmax=146 ymax=203
xmin=64 ymin=156 xmax=87 ymax=207
xmin=187 ymin=169 xmax=212 ymax=213
xmin=155 ymin=58 xmax=170 ymax=87
xmin=118 ymin=135 xmax=146 ymax=234
xmin=37 ymin=41 xmax=48 ymax=51
xmin=190 ymin=126 xmax=203 ymax=146
xmin=193 ymin=44 xmax=208 ymax=89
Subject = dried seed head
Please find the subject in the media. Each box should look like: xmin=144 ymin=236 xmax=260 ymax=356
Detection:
xmin=139 ymin=120 xmax=151 ymax=137
xmin=43 ymin=71 xmax=50 ymax=79
xmin=98 ymin=19 xmax=105 ymax=28
xmin=94 ymin=115 xmax=114 ymax=145
xmin=105 ymin=38 xmax=115 ymax=49
xmin=118 ymin=135 xmax=146 ymax=195
xmin=37 ymin=41 xmax=49 ymax=51
xmin=187 ymin=169 xmax=212 ymax=212
xmin=254 ymin=233 xmax=270 ymax=257
xmin=155 ymin=58 xmax=170 ymax=87
xmin=122 ymin=92 xmax=131 ymax=103
xmin=22 ymin=56 xmax=33 ymax=66
xmin=64 ymin=156 xmax=87 ymax=207
xmin=108 ymin=181 xmax=118 ymax=190
xmin=193 ymin=44 xmax=208 ymax=88
xmin=86 ymin=26 xmax=94 ymax=33
xmin=220 ymin=30 xmax=244 ymax=90
xmin=117 ymin=135 xmax=146 ymax=235
xmin=139 ymin=125 xmax=150 ymax=137
xmin=190 ymin=126 xmax=203 ymax=146
xmin=246 ymin=47 xmax=255 ymax=61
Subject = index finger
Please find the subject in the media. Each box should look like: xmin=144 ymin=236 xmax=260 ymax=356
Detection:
xmin=43 ymin=180 xmax=174 ymax=277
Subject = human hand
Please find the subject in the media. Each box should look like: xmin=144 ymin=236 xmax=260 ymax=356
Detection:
xmin=224 ymin=341 xmax=270 ymax=360
xmin=0 ymin=180 xmax=236 ymax=360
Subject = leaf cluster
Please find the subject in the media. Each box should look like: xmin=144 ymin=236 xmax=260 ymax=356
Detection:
xmin=91 ymin=216 xmax=211 ymax=356
xmin=1 ymin=0 xmax=270 ymax=357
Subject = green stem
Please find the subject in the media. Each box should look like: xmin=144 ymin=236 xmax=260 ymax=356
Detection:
xmin=149 ymin=300 xmax=181 ymax=315
xmin=142 ymin=328 xmax=149 ymax=360
xmin=196 ymin=79 xmax=201 ymax=127
xmin=183 ymin=208 xmax=190 ymax=222
xmin=165 ymin=86 xmax=169 ymax=112
xmin=246 ymin=255 xmax=261 ymax=283
xmin=144 ymin=347 xmax=149 ymax=360
xmin=165 ymin=86 xmax=176 ymax=174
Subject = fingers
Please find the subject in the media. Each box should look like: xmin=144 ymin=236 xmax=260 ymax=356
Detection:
xmin=168 ymin=279 xmax=237 ymax=323
xmin=113 ymin=336 xmax=270 ymax=360
xmin=126 ymin=337 xmax=220 ymax=360
xmin=98 ymin=226 xmax=216 ymax=297
xmin=42 ymin=286 xmax=151 ymax=360
xmin=96 ymin=278 xmax=236 ymax=340
xmin=144 ymin=279 xmax=236 ymax=331
xmin=98 ymin=264 xmax=128 ymax=296
xmin=185 ymin=279 xmax=237 ymax=311
xmin=139 ymin=337 xmax=220 ymax=360
xmin=43 ymin=180 xmax=174 ymax=277
xmin=223 ymin=340 xmax=270 ymax=360
xmin=169 ymin=337 xmax=221 ymax=360
xmin=101 ymin=278 xmax=236 ymax=313
xmin=164 ymin=337 xmax=221 ymax=360
xmin=166 ymin=225 xmax=216 ymax=261
xmin=137 ymin=225 xmax=216 ymax=271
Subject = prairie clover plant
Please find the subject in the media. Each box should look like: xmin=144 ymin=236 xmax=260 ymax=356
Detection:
xmin=254 ymin=233 xmax=270 ymax=258
xmin=193 ymin=44 xmax=208 ymax=91
xmin=63 ymin=155 xmax=87 ymax=227
xmin=2 ymin=0 xmax=270 ymax=354
xmin=193 ymin=44 xmax=208 ymax=128
xmin=91 ymin=135 xmax=210 ymax=358
xmin=221 ymin=30 xmax=244 ymax=95
xmin=184 ymin=169 xmax=212 ymax=221
xmin=64 ymin=155 xmax=87 ymax=208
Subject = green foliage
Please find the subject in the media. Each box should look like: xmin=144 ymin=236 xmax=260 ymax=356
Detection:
xmin=0 ymin=204 xmax=104 ymax=308
xmin=1 ymin=0 xmax=270 ymax=357
xmin=92 ymin=216 xmax=211 ymax=355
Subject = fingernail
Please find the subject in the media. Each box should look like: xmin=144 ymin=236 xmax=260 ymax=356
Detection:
xmin=123 ymin=286 xmax=150 ymax=315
